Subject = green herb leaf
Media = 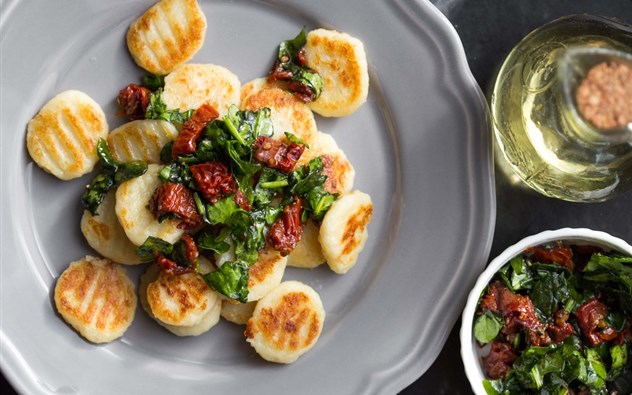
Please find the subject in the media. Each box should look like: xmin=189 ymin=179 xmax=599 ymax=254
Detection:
xmin=136 ymin=236 xmax=174 ymax=262
xmin=272 ymin=29 xmax=324 ymax=101
xmin=113 ymin=160 xmax=148 ymax=184
xmin=284 ymin=131 xmax=309 ymax=148
xmin=141 ymin=74 xmax=165 ymax=90
xmin=474 ymin=311 xmax=503 ymax=344
xmin=508 ymin=255 xmax=534 ymax=291
xmin=81 ymin=172 xmax=115 ymax=216
xmin=585 ymin=347 xmax=608 ymax=393
xmin=609 ymin=343 xmax=628 ymax=379
xmin=202 ymin=260 xmax=249 ymax=302
xmin=530 ymin=270 xmax=569 ymax=317
xmin=81 ymin=139 xmax=147 ymax=215
xmin=583 ymin=253 xmax=632 ymax=294
xmin=205 ymin=196 xmax=240 ymax=225
xmin=196 ymin=228 xmax=231 ymax=254
xmin=145 ymin=90 xmax=193 ymax=124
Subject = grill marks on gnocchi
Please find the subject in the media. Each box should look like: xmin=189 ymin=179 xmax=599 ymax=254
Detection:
xmin=320 ymin=190 xmax=374 ymax=274
xmin=126 ymin=0 xmax=206 ymax=75
xmin=304 ymin=29 xmax=369 ymax=117
xmin=140 ymin=264 xmax=221 ymax=336
xmin=27 ymin=90 xmax=108 ymax=180
xmin=108 ymin=120 xmax=178 ymax=163
xmin=54 ymin=256 xmax=137 ymax=343
xmin=30 ymin=1 xmax=373 ymax=362
xmin=241 ymin=86 xmax=318 ymax=147
xmin=161 ymin=63 xmax=241 ymax=117
xmin=245 ymin=281 xmax=325 ymax=364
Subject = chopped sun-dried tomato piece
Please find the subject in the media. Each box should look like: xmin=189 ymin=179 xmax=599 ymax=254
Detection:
xmin=482 ymin=341 xmax=518 ymax=380
xmin=253 ymin=136 xmax=305 ymax=173
xmin=149 ymin=182 xmax=202 ymax=229
xmin=171 ymin=103 xmax=219 ymax=158
xmin=576 ymin=297 xmax=619 ymax=346
xmin=527 ymin=243 xmax=574 ymax=271
xmin=267 ymin=197 xmax=303 ymax=256
xmin=481 ymin=281 xmax=551 ymax=347
xmin=234 ymin=190 xmax=252 ymax=211
xmin=190 ymin=161 xmax=237 ymax=203
xmin=117 ymin=84 xmax=151 ymax=120
xmin=156 ymin=255 xmax=194 ymax=275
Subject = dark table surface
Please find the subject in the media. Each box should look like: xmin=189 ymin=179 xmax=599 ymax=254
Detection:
xmin=402 ymin=1 xmax=632 ymax=394
xmin=3 ymin=1 xmax=632 ymax=394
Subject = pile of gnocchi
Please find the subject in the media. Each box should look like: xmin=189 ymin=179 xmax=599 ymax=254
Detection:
xmin=27 ymin=0 xmax=373 ymax=364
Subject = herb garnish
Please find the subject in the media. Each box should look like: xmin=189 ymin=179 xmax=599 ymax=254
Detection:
xmin=475 ymin=244 xmax=632 ymax=395
xmin=141 ymin=104 xmax=336 ymax=301
xmin=268 ymin=28 xmax=323 ymax=102
xmin=81 ymin=139 xmax=148 ymax=215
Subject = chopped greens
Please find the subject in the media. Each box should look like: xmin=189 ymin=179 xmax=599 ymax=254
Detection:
xmin=202 ymin=260 xmax=249 ymax=303
xmin=140 ymin=103 xmax=336 ymax=301
xmin=141 ymin=73 xmax=165 ymax=91
xmin=145 ymin=90 xmax=194 ymax=124
xmin=474 ymin=311 xmax=504 ymax=344
xmin=81 ymin=138 xmax=147 ymax=215
xmin=475 ymin=243 xmax=632 ymax=395
xmin=269 ymin=28 xmax=323 ymax=102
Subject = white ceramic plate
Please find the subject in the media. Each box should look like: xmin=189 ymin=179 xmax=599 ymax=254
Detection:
xmin=0 ymin=0 xmax=494 ymax=394
xmin=460 ymin=228 xmax=632 ymax=395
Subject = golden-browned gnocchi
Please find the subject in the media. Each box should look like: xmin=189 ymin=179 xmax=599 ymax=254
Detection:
xmin=245 ymin=281 xmax=325 ymax=364
xmin=215 ymin=245 xmax=287 ymax=302
xmin=54 ymin=256 xmax=136 ymax=343
xmin=239 ymin=77 xmax=276 ymax=105
xmin=107 ymin=119 xmax=178 ymax=163
xmin=287 ymin=219 xmax=325 ymax=269
xmin=115 ymin=164 xmax=184 ymax=246
xmin=161 ymin=63 xmax=241 ymax=116
xmin=241 ymin=87 xmax=318 ymax=147
xmin=26 ymin=90 xmax=108 ymax=180
xmin=80 ymin=190 xmax=144 ymax=265
xmin=304 ymin=29 xmax=369 ymax=117
xmin=319 ymin=190 xmax=373 ymax=274
xmin=221 ymin=300 xmax=256 ymax=325
xmin=299 ymin=131 xmax=355 ymax=194
xmin=139 ymin=263 xmax=221 ymax=336
xmin=33 ymin=8 xmax=374 ymax=364
xmin=126 ymin=0 xmax=207 ymax=75
xmin=246 ymin=247 xmax=287 ymax=302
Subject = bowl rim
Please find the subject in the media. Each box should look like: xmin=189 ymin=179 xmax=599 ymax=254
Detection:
xmin=459 ymin=228 xmax=632 ymax=395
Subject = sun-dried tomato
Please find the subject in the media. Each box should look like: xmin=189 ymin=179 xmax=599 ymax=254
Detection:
xmin=527 ymin=242 xmax=574 ymax=271
xmin=149 ymin=182 xmax=202 ymax=229
xmin=296 ymin=48 xmax=308 ymax=66
xmin=181 ymin=233 xmax=199 ymax=263
xmin=267 ymin=197 xmax=303 ymax=256
xmin=576 ymin=297 xmax=619 ymax=346
xmin=479 ymin=281 xmax=501 ymax=314
xmin=482 ymin=281 xmax=551 ymax=346
xmin=155 ymin=255 xmax=194 ymax=275
xmin=286 ymin=80 xmax=316 ymax=103
xmin=253 ymin=136 xmax=305 ymax=173
xmin=234 ymin=190 xmax=252 ymax=211
xmin=547 ymin=310 xmax=573 ymax=343
xmin=171 ymin=103 xmax=219 ymax=158
xmin=482 ymin=341 xmax=518 ymax=380
xmin=190 ymin=161 xmax=237 ymax=203
xmin=117 ymin=84 xmax=151 ymax=120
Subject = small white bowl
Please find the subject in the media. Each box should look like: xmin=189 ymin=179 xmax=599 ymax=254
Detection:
xmin=459 ymin=228 xmax=632 ymax=395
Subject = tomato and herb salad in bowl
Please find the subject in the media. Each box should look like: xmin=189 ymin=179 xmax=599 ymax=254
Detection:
xmin=461 ymin=229 xmax=632 ymax=395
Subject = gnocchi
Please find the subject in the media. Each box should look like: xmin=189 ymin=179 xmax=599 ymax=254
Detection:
xmin=29 ymin=0 xmax=373 ymax=362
